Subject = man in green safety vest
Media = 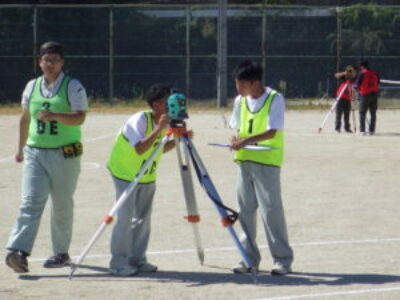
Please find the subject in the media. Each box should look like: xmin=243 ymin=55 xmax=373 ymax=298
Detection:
xmin=6 ymin=41 xmax=88 ymax=273
xmin=107 ymin=84 xmax=175 ymax=276
xmin=229 ymin=60 xmax=293 ymax=275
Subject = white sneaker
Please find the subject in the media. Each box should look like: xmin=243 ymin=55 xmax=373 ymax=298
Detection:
xmin=109 ymin=265 xmax=139 ymax=276
xmin=358 ymin=131 xmax=367 ymax=136
xmin=271 ymin=263 xmax=292 ymax=275
xmin=137 ymin=261 xmax=158 ymax=273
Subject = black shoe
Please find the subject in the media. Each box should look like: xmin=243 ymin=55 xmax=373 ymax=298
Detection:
xmin=43 ymin=253 xmax=71 ymax=268
xmin=345 ymin=129 xmax=353 ymax=133
xmin=6 ymin=250 xmax=29 ymax=273
xmin=232 ymin=263 xmax=258 ymax=274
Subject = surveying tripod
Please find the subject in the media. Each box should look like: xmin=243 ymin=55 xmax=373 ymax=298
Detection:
xmin=70 ymin=119 xmax=254 ymax=278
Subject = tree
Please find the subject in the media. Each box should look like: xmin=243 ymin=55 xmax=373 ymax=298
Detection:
xmin=330 ymin=4 xmax=400 ymax=56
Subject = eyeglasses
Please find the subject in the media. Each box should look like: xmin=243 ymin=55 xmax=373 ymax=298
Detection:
xmin=41 ymin=58 xmax=62 ymax=65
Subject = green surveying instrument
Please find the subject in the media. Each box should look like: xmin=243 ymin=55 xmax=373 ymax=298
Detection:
xmin=167 ymin=91 xmax=188 ymax=123
xmin=70 ymin=91 xmax=255 ymax=279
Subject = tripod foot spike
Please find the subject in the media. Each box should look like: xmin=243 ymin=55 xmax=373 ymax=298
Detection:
xmin=69 ymin=264 xmax=77 ymax=280
xmin=251 ymin=267 xmax=258 ymax=284
xmin=198 ymin=249 xmax=205 ymax=266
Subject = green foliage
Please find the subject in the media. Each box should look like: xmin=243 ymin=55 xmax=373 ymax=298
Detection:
xmin=131 ymin=83 xmax=144 ymax=100
xmin=330 ymin=4 xmax=400 ymax=55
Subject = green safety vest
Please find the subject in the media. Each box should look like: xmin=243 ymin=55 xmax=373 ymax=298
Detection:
xmin=26 ymin=76 xmax=81 ymax=148
xmin=234 ymin=90 xmax=284 ymax=167
xmin=107 ymin=112 xmax=165 ymax=183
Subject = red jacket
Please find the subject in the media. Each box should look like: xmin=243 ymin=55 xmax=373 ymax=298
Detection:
xmin=358 ymin=69 xmax=379 ymax=96
xmin=336 ymin=80 xmax=353 ymax=101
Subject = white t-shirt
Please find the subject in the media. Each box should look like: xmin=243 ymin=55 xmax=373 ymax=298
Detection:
xmin=121 ymin=112 xmax=152 ymax=147
xmin=21 ymin=72 xmax=88 ymax=111
xmin=229 ymin=87 xmax=285 ymax=131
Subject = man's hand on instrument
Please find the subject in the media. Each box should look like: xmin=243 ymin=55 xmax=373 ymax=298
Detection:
xmin=158 ymin=114 xmax=170 ymax=129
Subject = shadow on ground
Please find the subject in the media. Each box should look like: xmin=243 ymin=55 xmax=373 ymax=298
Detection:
xmin=18 ymin=264 xmax=400 ymax=287
xmin=374 ymin=132 xmax=400 ymax=137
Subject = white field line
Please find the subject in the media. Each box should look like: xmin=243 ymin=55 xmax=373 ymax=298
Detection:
xmin=250 ymin=286 xmax=400 ymax=300
xmin=84 ymin=133 xmax=115 ymax=143
xmin=82 ymin=162 xmax=101 ymax=170
xmin=0 ymin=156 xmax=13 ymax=163
xmin=0 ymin=133 xmax=114 ymax=164
xmin=3 ymin=237 xmax=399 ymax=264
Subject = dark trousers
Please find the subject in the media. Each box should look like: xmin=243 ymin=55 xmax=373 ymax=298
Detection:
xmin=335 ymin=98 xmax=351 ymax=131
xmin=359 ymin=92 xmax=378 ymax=133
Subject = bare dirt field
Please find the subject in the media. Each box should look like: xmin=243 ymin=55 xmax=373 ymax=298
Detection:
xmin=1 ymin=109 xmax=400 ymax=300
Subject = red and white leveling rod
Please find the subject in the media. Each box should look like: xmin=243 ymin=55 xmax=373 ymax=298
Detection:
xmin=318 ymin=82 xmax=349 ymax=133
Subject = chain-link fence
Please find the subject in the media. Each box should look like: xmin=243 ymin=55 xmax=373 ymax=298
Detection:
xmin=0 ymin=3 xmax=399 ymax=104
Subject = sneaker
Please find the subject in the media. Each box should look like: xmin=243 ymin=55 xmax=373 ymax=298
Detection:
xmin=232 ymin=262 xmax=258 ymax=274
xmin=335 ymin=129 xmax=341 ymax=133
xmin=43 ymin=253 xmax=71 ymax=268
xmin=358 ymin=131 xmax=367 ymax=136
xmin=137 ymin=261 xmax=158 ymax=273
xmin=368 ymin=131 xmax=375 ymax=136
xmin=110 ymin=265 xmax=139 ymax=277
xmin=345 ymin=129 xmax=353 ymax=133
xmin=271 ymin=263 xmax=292 ymax=275
xmin=6 ymin=251 xmax=29 ymax=273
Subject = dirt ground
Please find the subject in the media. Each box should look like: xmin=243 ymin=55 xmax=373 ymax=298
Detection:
xmin=1 ymin=109 xmax=400 ymax=300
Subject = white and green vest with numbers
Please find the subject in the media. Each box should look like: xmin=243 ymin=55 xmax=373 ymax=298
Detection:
xmin=27 ymin=76 xmax=81 ymax=148
xmin=235 ymin=89 xmax=284 ymax=167
xmin=107 ymin=112 xmax=165 ymax=183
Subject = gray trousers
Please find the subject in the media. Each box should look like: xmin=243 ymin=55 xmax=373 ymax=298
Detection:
xmin=7 ymin=146 xmax=80 ymax=255
xmin=110 ymin=176 xmax=156 ymax=269
xmin=237 ymin=161 xmax=293 ymax=268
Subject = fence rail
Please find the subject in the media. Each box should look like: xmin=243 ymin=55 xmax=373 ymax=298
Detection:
xmin=0 ymin=3 xmax=399 ymax=104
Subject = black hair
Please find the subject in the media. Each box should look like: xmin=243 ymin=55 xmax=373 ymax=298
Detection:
xmin=233 ymin=60 xmax=263 ymax=81
xmin=345 ymin=65 xmax=357 ymax=73
xmin=39 ymin=41 xmax=64 ymax=59
xmin=145 ymin=83 xmax=171 ymax=107
xmin=359 ymin=60 xmax=369 ymax=69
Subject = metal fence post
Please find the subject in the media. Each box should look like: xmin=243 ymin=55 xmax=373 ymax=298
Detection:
xmin=109 ymin=6 xmax=114 ymax=103
xmin=261 ymin=1 xmax=267 ymax=84
xmin=217 ymin=0 xmax=227 ymax=107
xmin=33 ymin=6 xmax=37 ymax=75
xmin=185 ymin=5 xmax=191 ymax=98
xmin=336 ymin=6 xmax=342 ymax=73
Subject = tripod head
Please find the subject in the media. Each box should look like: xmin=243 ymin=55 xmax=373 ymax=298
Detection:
xmin=167 ymin=91 xmax=188 ymax=128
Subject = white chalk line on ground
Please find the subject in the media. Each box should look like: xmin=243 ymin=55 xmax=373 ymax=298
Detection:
xmin=1 ymin=131 xmax=395 ymax=162
xmin=0 ymin=134 xmax=114 ymax=164
xmin=0 ymin=156 xmax=13 ymax=163
xmin=84 ymin=133 xmax=115 ymax=143
xmin=82 ymin=162 xmax=101 ymax=170
xmin=250 ymin=286 xmax=400 ymax=300
xmin=0 ymin=158 xmax=100 ymax=170
xmin=2 ymin=237 xmax=399 ymax=264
